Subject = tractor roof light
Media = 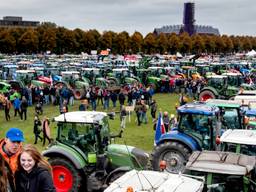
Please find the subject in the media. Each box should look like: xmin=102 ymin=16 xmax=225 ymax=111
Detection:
xmin=126 ymin=186 xmax=134 ymax=192
xmin=159 ymin=160 xmax=167 ymax=171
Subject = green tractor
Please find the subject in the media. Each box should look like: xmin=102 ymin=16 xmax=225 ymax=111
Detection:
xmin=136 ymin=68 xmax=162 ymax=91
xmin=42 ymin=111 xmax=149 ymax=192
xmin=108 ymin=68 xmax=138 ymax=87
xmin=199 ymin=73 xmax=255 ymax=101
xmin=55 ymin=71 xmax=90 ymax=100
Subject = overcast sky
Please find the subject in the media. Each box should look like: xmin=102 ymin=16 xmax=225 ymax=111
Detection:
xmin=1 ymin=0 xmax=255 ymax=37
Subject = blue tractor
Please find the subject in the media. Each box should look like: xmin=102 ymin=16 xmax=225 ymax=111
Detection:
xmin=151 ymin=102 xmax=222 ymax=173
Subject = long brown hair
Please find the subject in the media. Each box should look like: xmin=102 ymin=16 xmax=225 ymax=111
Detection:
xmin=0 ymin=154 xmax=8 ymax=192
xmin=17 ymin=144 xmax=52 ymax=173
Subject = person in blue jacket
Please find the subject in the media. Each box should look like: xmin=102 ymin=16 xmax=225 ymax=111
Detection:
xmin=13 ymin=96 xmax=21 ymax=118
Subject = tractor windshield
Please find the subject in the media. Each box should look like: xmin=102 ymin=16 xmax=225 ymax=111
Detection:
xmin=207 ymin=77 xmax=225 ymax=90
xmin=227 ymin=75 xmax=243 ymax=87
xmin=57 ymin=120 xmax=110 ymax=154
xmin=179 ymin=113 xmax=217 ymax=150
xmin=222 ymin=108 xmax=241 ymax=130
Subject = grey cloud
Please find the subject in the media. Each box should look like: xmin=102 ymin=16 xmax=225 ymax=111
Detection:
xmin=0 ymin=0 xmax=255 ymax=36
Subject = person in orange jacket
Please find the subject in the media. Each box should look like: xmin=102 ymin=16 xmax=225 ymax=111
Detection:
xmin=0 ymin=128 xmax=24 ymax=174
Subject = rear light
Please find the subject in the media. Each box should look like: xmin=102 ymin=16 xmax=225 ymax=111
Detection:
xmin=159 ymin=160 xmax=167 ymax=171
xmin=126 ymin=186 xmax=134 ymax=192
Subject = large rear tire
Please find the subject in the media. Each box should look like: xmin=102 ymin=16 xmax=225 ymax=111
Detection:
xmin=48 ymin=157 xmax=83 ymax=192
xmin=151 ymin=142 xmax=191 ymax=173
xmin=199 ymin=90 xmax=216 ymax=101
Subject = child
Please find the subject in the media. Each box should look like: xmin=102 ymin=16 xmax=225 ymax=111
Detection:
xmin=120 ymin=106 xmax=127 ymax=129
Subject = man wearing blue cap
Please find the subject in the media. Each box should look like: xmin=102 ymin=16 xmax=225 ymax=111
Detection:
xmin=0 ymin=127 xmax=24 ymax=174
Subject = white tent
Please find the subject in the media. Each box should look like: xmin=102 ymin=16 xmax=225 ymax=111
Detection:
xmin=246 ymin=50 xmax=256 ymax=57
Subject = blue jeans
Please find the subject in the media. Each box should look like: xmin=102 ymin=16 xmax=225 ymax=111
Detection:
xmin=91 ymin=100 xmax=96 ymax=111
xmin=104 ymin=99 xmax=109 ymax=110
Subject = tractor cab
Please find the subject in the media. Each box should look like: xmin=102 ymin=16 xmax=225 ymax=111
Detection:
xmin=54 ymin=111 xmax=110 ymax=155
xmin=15 ymin=69 xmax=36 ymax=85
xmin=195 ymin=64 xmax=212 ymax=77
xmin=152 ymin=102 xmax=222 ymax=173
xmin=220 ymin=129 xmax=256 ymax=156
xmin=177 ymin=102 xmax=221 ymax=150
xmin=181 ymin=66 xmax=202 ymax=80
xmin=205 ymin=99 xmax=245 ymax=130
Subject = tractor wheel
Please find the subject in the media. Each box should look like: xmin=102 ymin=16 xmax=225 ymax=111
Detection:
xmin=105 ymin=170 xmax=127 ymax=185
xmin=228 ymin=96 xmax=235 ymax=100
xmin=151 ymin=142 xmax=191 ymax=173
xmin=48 ymin=157 xmax=82 ymax=192
xmin=73 ymin=89 xmax=84 ymax=100
xmin=199 ymin=90 xmax=216 ymax=101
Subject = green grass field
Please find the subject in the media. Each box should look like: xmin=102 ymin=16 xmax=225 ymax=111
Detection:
xmin=0 ymin=93 xmax=179 ymax=152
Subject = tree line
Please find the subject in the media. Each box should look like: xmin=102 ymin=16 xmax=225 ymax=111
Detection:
xmin=0 ymin=22 xmax=255 ymax=55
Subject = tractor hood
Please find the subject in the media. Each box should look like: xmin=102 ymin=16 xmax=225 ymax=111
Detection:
xmin=106 ymin=144 xmax=149 ymax=169
xmin=104 ymin=170 xmax=204 ymax=192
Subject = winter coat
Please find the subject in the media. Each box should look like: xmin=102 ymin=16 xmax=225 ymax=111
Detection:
xmin=0 ymin=139 xmax=22 ymax=174
xmin=13 ymin=98 xmax=21 ymax=110
xmin=15 ymin=166 xmax=56 ymax=192
xmin=33 ymin=119 xmax=42 ymax=134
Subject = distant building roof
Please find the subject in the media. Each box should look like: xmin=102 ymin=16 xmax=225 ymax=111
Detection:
xmin=154 ymin=24 xmax=220 ymax=36
xmin=0 ymin=16 xmax=39 ymax=28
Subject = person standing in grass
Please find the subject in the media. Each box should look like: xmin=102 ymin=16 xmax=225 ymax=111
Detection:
xmin=3 ymin=97 xmax=11 ymax=121
xmin=150 ymin=99 xmax=157 ymax=121
xmin=33 ymin=115 xmax=43 ymax=144
xmin=42 ymin=117 xmax=52 ymax=146
xmin=13 ymin=96 xmax=21 ymax=118
xmin=120 ymin=105 xmax=127 ymax=129
xmin=15 ymin=144 xmax=56 ymax=192
xmin=20 ymin=96 xmax=28 ymax=120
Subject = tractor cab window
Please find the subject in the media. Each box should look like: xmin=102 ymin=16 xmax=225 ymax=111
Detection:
xmin=222 ymin=142 xmax=256 ymax=156
xmin=58 ymin=122 xmax=98 ymax=153
xmin=179 ymin=113 xmax=216 ymax=150
xmin=222 ymin=108 xmax=240 ymax=130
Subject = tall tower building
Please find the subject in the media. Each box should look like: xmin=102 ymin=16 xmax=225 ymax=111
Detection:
xmin=183 ymin=2 xmax=195 ymax=35
xmin=153 ymin=2 xmax=220 ymax=36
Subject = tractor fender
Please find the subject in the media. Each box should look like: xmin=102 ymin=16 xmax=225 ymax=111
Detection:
xmin=42 ymin=145 xmax=87 ymax=169
xmin=200 ymin=86 xmax=219 ymax=97
xmin=104 ymin=166 xmax=131 ymax=185
xmin=156 ymin=131 xmax=201 ymax=151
